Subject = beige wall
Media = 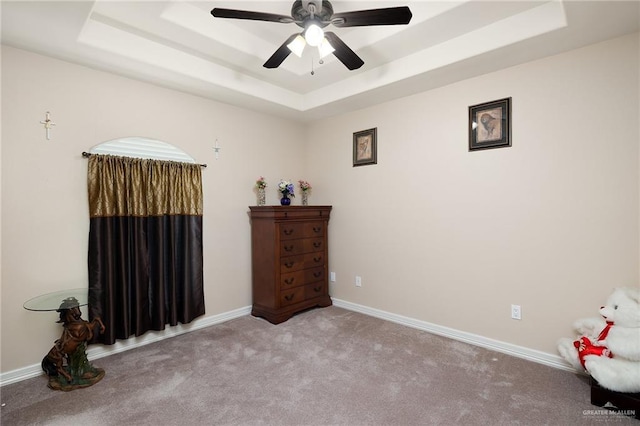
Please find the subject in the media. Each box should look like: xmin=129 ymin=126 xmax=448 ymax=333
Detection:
xmin=306 ymin=33 xmax=639 ymax=354
xmin=1 ymin=32 xmax=638 ymax=375
xmin=0 ymin=45 xmax=306 ymax=372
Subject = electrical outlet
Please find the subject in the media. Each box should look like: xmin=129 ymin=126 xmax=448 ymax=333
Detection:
xmin=511 ymin=304 xmax=522 ymax=320
xmin=355 ymin=276 xmax=362 ymax=287
xmin=330 ymin=272 xmax=336 ymax=282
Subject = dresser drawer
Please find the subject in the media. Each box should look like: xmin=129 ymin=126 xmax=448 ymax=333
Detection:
xmin=280 ymin=238 xmax=324 ymax=256
xmin=280 ymin=286 xmax=305 ymax=307
xmin=280 ymin=252 xmax=325 ymax=273
xmin=305 ymin=283 xmax=326 ymax=299
xmin=279 ymin=221 xmax=324 ymax=240
xmin=280 ymin=266 xmax=325 ymax=290
xmin=280 ymin=270 xmax=305 ymax=290
xmin=304 ymin=266 xmax=325 ymax=283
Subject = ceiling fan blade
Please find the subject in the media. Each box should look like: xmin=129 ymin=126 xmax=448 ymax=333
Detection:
xmin=324 ymin=32 xmax=364 ymax=70
xmin=331 ymin=6 xmax=412 ymax=27
xmin=263 ymin=34 xmax=300 ymax=69
xmin=211 ymin=8 xmax=294 ymax=24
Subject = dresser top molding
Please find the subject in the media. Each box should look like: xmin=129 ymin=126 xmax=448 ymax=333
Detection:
xmin=249 ymin=205 xmax=332 ymax=220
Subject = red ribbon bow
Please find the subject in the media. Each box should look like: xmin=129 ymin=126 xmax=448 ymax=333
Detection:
xmin=573 ymin=321 xmax=613 ymax=369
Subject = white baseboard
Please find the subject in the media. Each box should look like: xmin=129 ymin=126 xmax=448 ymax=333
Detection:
xmin=331 ymin=298 xmax=578 ymax=373
xmin=1 ymin=300 xmax=578 ymax=387
xmin=0 ymin=306 xmax=252 ymax=387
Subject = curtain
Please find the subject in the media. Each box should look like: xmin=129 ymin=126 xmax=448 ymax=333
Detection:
xmin=87 ymin=154 xmax=205 ymax=345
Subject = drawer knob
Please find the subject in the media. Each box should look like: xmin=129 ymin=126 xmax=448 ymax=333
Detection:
xmin=284 ymin=294 xmax=294 ymax=301
xmin=313 ymin=286 xmax=322 ymax=292
xmin=313 ymin=271 xmax=322 ymax=278
xmin=313 ymin=256 xmax=322 ymax=263
xmin=284 ymin=245 xmax=294 ymax=252
xmin=284 ymin=261 xmax=295 ymax=268
xmin=284 ymin=278 xmax=295 ymax=285
xmin=313 ymin=242 xmax=322 ymax=248
xmin=284 ymin=229 xmax=294 ymax=235
xmin=313 ymin=226 xmax=321 ymax=233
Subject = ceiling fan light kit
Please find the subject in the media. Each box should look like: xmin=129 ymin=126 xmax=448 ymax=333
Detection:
xmin=287 ymin=35 xmax=306 ymax=57
xmin=288 ymin=36 xmax=334 ymax=59
xmin=211 ymin=0 xmax=412 ymax=71
xmin=317 ymin=38 xmax=335 ymax=58
xmin=304 ymin=24 xmax=324 ymax=47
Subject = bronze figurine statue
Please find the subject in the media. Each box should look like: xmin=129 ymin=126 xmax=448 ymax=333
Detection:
xmin=41 ymin=297 xmax=106 ymax=391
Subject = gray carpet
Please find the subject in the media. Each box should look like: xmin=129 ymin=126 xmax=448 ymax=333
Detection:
xmin=1 ymin=307 xmax=636 ymax=425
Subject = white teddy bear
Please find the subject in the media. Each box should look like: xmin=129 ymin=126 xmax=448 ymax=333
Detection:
xmin=557 ymin=286 xmax=640 ymax=393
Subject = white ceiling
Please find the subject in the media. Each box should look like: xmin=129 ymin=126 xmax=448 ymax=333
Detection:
xmin=2 ymin=1 xmax=638 ymax=122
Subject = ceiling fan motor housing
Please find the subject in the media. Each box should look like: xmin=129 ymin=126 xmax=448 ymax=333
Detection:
xmin=292 ymin=0 xmax=333 ymax=28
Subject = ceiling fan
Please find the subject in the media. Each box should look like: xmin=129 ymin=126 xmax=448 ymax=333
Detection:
xmin=211 ymin=1 xmax=412 ymax=71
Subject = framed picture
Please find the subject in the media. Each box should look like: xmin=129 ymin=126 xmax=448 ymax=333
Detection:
xmin=469 ymin=97 xmax=512 ymax=151
xmin=353 ymin=128 xmax=377 ymax=167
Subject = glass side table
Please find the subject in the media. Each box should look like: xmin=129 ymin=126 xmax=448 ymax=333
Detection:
xmin=23 ymin=288 xmax=89 ymax=312
xmin=24 ymin=288 xmax=106 ymax=391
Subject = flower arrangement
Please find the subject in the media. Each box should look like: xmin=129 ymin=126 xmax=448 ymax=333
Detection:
xmin=255 ymin=176 xmax=267 ymax=206
xmin=278 ymin=180 xmax=295 ymax=198
xmin=255 ymin=176 xmax=267 ymax=189
xmin=298 ymin=180 xmax=312 ymax=192
xmin=298 ymin=180 xmax=312 ymax=205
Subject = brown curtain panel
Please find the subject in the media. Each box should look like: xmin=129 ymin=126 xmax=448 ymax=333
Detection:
xmin=87 ymin=154 xmax=205 ymax=345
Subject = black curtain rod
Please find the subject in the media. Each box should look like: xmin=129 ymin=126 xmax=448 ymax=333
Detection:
xmin=81 ymin=152 xmax=207 ymax=168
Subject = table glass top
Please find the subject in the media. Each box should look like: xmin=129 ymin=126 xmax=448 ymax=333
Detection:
xmin=23 ymin=288 xmax=89 ymax=312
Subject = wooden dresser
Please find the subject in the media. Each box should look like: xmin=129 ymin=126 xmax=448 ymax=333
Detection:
xmin=249 ymin=205 xmax=332 ymax=324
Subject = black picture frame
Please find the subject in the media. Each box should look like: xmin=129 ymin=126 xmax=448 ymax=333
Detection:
xmin=469 ymin=97 xmax=512 ymax=151
xmin=353 ymin=128 xmax=377 ymax=167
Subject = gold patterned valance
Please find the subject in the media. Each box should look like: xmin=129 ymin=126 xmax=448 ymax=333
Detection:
xmin=88 ymin=154 xmax=203 ymax=218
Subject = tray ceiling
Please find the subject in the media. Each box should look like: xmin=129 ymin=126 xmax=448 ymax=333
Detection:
xmin=2 ymin=1 xmax=638 ymax=122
